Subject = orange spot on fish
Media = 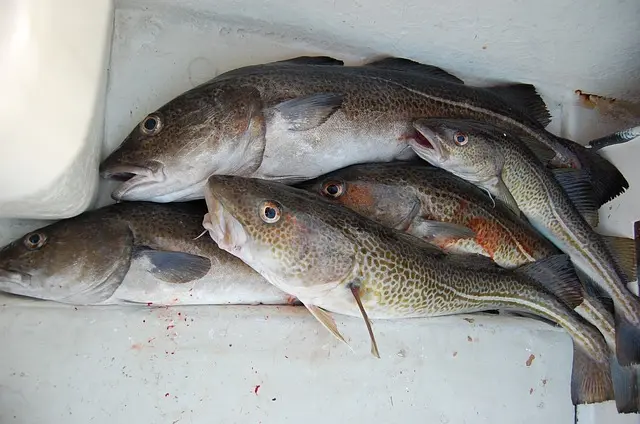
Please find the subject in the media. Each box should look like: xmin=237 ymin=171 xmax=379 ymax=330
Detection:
xmin=343 ymin=185 xmax=376 ymax=209
xmin=467 ymin=217 xmax=500 ymax=259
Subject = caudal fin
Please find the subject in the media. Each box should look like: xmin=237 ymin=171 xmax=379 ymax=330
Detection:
xmin=571 ymin=343 xmax=614 ymax=405
xmin=615 ymin=312 xmax=640 ymax=366
xmin=610 ymin=356 xmax=640 ymax=413
xmin=563 ymin=140 xmax=629 ymax=207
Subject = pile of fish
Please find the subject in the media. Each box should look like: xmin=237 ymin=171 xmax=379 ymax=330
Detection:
xmin=1 ymin=56 xmax=639 ymax=413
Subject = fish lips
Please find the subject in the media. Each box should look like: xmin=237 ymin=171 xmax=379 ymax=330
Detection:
xmin=0 ymin=268 xmax=32 ymax=294
xmin=99 ymin=164 xmax=166 ymax=201
xmin=202 ymin=184 xmax=248 ymax=255
xmin=407 ymin=125 xmax=446 ymax=164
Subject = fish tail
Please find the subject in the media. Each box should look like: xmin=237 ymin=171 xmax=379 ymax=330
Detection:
xmin=571 ymin=343 xmax=614 ymax=405
xmin=615 ymin=306 xmax=640 ymax=366
xmin=610 ymin=355 xmax=640 ymax=413
xmin=561 ymin=138 xmax=629 ymax=206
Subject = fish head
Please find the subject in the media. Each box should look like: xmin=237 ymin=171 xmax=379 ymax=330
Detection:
xmin=298 ymin=164 xmax=420 ymax=229
xmin=203 ymin=175 xmax=357 ymax=300
xmin=0 ymin=215 xmax=134 ymax=304
xmin=408 ymin=119 xmax=504 ymax=185
xmin=100 ymin=84 xmax=267 ymax=202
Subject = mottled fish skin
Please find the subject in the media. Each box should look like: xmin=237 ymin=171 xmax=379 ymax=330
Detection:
xmin=202 ymin=175 xmax=610 ymax=368
xmin=409 ymin=119 xmax=640 ymax=363
xmin=299 ymin=162 xmax=619 ymax=353
xmin=0 ymin=202 xmax=291 ymax=305
xmin=100 ymin=57 xmax=621 ymax=203
xmin=299 ymin=162 xmax=557 ymax=269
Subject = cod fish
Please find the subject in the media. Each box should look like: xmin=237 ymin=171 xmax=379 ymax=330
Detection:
xmin=0 ymin=201 xmax=291 ymax=306
xmin=100 ymin=56 xmax=626 ymax=207
xmin=202 ymin=174 xmax=616 ymax=406
xmin=300 ymin=162 xmax=640 ymax=413
xmin=408 ymin=118 xmax=640 ymax=368
xmin=299 ymin=162 xmax=558 ymax=268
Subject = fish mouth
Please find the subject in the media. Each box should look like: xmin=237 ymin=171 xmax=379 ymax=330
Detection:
xmin=202 ymin=189 xmax=248 ymax=254
xmin=99 ymin=165 xmax=166 ymax=201
xmin=0 ymin=269 xmax=31 ymax=292
xmin=407 ymin=126 xmax=445 ymax=163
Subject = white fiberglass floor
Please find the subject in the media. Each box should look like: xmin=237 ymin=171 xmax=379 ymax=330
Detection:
xmin=1 ymin=3 xmax=640 ymax=424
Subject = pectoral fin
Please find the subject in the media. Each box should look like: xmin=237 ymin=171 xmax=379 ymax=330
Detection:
xmin=487 ymin=177 xmax=521 ymax=216
xmin=349 ymin=282 xmax=380 ymax=358
xmin=304 ymin=303 xmax=352 ymax=350
xmin=134 ymin=248 xmax=211 ymax=284
xmin=275 ymin=93 xmax=344 ymax=131
xmin=409 ymin=218 xmax=476 ymax=248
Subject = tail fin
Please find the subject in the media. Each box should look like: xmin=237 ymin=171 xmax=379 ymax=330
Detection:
xmin=563 ymin=140 xmax=629 ymax=207
xmin=615 ymin=312 xmax=640 ymax=366
xmin=571 ymin=343 xmax=614 ymax=405
xmin=610 ymin=356 xmax=640 ymax=413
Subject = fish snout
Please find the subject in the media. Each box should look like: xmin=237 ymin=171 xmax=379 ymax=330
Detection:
xmin=100 ymin=162 xmax=166 ymax=201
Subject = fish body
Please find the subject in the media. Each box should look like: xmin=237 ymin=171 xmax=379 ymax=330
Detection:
xmin=299 ymin=162 xmax=557 ymax=269
xmin=101 ymin=57 xmax=626 ymax=205
xmin=409 ymin=118 xmax=640 ymax=366
xmin=0 ymin=202 xmax=290 ymax=306
xmin=202 ymin=175 xmax=614 ymax=404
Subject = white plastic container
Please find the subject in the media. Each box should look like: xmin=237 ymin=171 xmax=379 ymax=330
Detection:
xmin=1 ymin=1 xmax=639 ymax=422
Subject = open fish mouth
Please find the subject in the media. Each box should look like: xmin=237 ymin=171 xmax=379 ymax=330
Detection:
xmin=99 ymin=165 xmax=166 ymax=201
xmin=0 ymin=269 xmax=31 ymax=293
xmin=407 ymin=126 xmax=445 ymax=162
xmin=202 ymin=191 xmax=248 ymax=254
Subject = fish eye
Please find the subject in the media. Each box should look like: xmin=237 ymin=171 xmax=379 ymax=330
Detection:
xmin=23 ymin=232 xmax=47 ymax=250
xmin=140 ymin=114 xmax=163 ymax=135
xmin=260 ymin=201 xmax=281 ymax=224
xmin=322 ymin=181 xmax=344 ymax=198
xmin=453 ymin=132 xmax=469 ymax=146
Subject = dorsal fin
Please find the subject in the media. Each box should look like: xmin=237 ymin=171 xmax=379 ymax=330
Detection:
xmin=275 ymin=56 xmax=344 ymax=66
xmin=515 ymin=254 xmax=584 ymax=309
xmin=551 ymin=168 xmax=599 ymax=228
xmin=364 ymin=57 xmax=465 ymax=84
xmin=485 ymin=84 xmax=552 ymax=127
